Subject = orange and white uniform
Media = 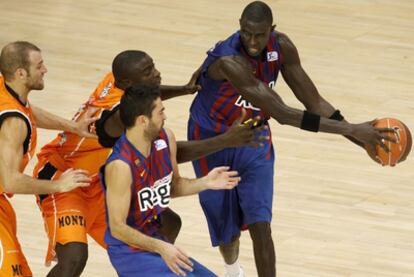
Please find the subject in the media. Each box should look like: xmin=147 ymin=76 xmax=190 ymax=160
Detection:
xmin=32 ymin=72 xmax=124 ymax=265
xmin=0 ymin=76 xmax=37 ymax=277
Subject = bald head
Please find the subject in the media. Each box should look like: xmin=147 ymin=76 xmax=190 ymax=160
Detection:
xmin=241 ymin=1 xmax=273 ymax=25
xmin=112 ymin=50 xmax=147 ymax=86
xmin=0 ymin=41 xmax=40 ymax=81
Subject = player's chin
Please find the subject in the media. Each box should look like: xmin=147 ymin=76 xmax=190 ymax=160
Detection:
xmin=33 ymin=82 xmax=45 ymax=90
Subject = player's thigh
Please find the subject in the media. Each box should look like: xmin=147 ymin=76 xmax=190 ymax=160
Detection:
xmin=0 ymin=197 xmax=32 ymax=277
xmin=86 ymin=190 xmax=107 ymax=249
xmin=108 ymin=246 xmax=216 ymax=277
xmin=237 ymin=151 xmax=275 ymax=225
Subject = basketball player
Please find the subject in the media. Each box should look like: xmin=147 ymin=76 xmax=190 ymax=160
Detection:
xmin=187 ymin=2 xmax=396 ymax=276
xmin=101 ymin=85 xmax=241 ymax=276
xmin=33 ymin=50 xmax=267 ymax=277
xmin=0 ymin=41 xmax=95 ymax=277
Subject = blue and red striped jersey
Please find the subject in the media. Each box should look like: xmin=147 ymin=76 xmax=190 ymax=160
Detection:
xmin=190 ymin=31 xmax=282 ymax=134
xmin=101 ymin=128 xmax=173 ymax=249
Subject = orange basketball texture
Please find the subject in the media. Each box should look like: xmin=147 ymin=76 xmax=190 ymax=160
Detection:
xmin=366 ymin=118 xmax=412 ymax=166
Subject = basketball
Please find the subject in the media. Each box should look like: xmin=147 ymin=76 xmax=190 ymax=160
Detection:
xmin=366 ymin=118 xmax=412 ymax=166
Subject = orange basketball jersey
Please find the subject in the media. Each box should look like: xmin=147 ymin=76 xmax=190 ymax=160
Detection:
xmin=36 ymin=72 xmax=123 ymax=180
xmin=0 ymin=76 xmax=37 ymax=195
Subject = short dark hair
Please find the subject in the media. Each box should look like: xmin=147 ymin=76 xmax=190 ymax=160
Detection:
xmin=241 ymin=1 xmax=273 ymax=24
xmin=0 ymin=41 xmax=41 ymax=80
xmin=120 ymin=85 xmax=161 ymax=129
xmin=112 ymin=50 xmax=147 ymax=87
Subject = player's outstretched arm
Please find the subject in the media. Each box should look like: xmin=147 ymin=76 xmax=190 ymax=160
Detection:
xmin=31 ymin=104 xmax=98 ymax=138
xmin=159 ymin=66 xmax=202 ymax=100
xmin=0 ymin=117 xmax=90 ymax=194
xmin=105 ymin=160 xmax=193 ymax=276
xmin=278 ymin=32 xmax=363 ymax=147
xmin=96 ymin=106 xmax=268 ymax=161
xmin=176 ymin=108 xmax=269 ymax=163
xmin=166 ymin=128 xmax=241 ymax=198
xmin=209 ymin=55 xmax=395 ymax=150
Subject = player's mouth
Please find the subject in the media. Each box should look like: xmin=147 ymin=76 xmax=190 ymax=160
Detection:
xmin=248 ymin=48 xmax=259 ymax=56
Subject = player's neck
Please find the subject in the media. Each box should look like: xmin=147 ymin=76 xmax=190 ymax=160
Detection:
xmin=5 ymin=81 xmax=29 ymax=104
xmin=125 ymin=129 xmax=151 ymax=157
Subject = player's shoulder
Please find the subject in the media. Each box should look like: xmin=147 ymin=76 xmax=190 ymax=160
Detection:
xmin=275 ymin=31 xmax=295 ymax=48
xmin=0 ymin=115 xmax=29 ymax=142
xmin=163 ymin=127 xmax=176 ymax=143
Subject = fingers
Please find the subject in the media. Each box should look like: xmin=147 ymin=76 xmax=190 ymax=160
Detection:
xmin=84 ymin=116 xmax=99 ymax=124
xmin=380 ymin=134 xmax=397 ymax=143
xmin=377 ymin=128 xmax=396 ymax=134
xmin=72 ymin=169 xmax=89 ymax=175
xmin=62 ymin=168 xmax=73 ymax=175
xmin=75 ymin=182 xmax=91 ymax=188
xmin=168 ymin=264 xmax=186 ymax=276
xmin=226 ymin=178 xmax=241 ymax=187
xmin=378 ymin=139 xmax=390 ymax=153
xmin=177 ymin=251 xmax=193 ymax=271
xmin=233 ymin=108 xmax=247 ymax=126
xmin=249 ymin=142 xmax=265 ymax=148
xmin=253 ymin=125 xmax=268 ymax=134
xmin=212 ymin=166 xmax=230 ymax=173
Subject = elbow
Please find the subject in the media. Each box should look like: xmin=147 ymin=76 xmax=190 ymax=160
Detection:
xmin=2 ymin=182 xmax=14 ymax=194
xmin=1 ymin=176 xmax=17 ymax=194
xmin=170 ymin=189 xmax=179 ymax=198
xmin=109 ymin=221 xmax=125 ymax=241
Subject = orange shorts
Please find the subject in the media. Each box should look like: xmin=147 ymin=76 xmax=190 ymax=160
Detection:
xmin=33 ymin=158 xmax=107 ymax=266
xmin=0 ymin=195 xmax=32 ymax=277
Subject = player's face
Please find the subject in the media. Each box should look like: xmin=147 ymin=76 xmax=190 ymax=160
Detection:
xmin=133 ymin=55 xmax=161 ymax=87
xmin=239 ymin=19 xmax=274 ymax=57
xmin=145 ymin=97 xmax=166 ymax=140
xmin=25 ymin=50 xmax=47 ymax=90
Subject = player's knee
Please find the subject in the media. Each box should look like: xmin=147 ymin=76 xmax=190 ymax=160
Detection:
xmin=56 ymin=243 xmax=88 ymax=275
xmin=248 ymin=221 xmax=272 ymax=243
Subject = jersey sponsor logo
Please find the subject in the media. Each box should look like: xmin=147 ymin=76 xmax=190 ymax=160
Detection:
xmin=58 ymin=215 xmax=86 ymax=228
xmin=267 ymin=51 xmax=278 ymax=62
xmin=99 ymin=82 xmax=113 ymax=99
xmin=138 ymin=172 xmax=172 ymax=212
xmin=11 ymin=264 xmax=23 ymax=276
xmin=235 ymin=96 xmax=261 ymax=111
xmin=154 ymin=139 xmax=167 ymax=151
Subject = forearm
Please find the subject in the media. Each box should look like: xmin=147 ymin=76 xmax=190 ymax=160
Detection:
xmin=308 ymin=101 xmax=363 ymax=147
xmin=160 ymin=85 xmax=189 ymax=100
xmin=244 ymin=84 xmax=354 ymax=136
xmin=4 ymin=172 xmax=61 ymax=194
xmin=31 ymin=105 xmax=76 ymax=132
xmin=170 ymin=176 xmax=207 ymax=197
xmin=110 ymin=222 xmax=165 ymax=253
xmin=176 ymin=136 xmax=229 ymax=163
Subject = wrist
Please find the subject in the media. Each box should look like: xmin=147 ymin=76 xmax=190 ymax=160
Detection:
xmin=66 ymin=120 xmax=77 ymax=134
xmin=153 ymin=240 xmax=167 ymax=255
xmin=198 ymin=176 xmax=210 ymax=191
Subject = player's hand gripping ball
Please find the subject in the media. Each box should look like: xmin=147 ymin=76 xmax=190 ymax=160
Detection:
xmin=366 ymin=118 xmax=412 ymax=166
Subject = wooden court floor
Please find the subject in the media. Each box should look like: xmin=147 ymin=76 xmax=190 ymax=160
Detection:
xmin=0 ymin=0 xmax=413 ymax=276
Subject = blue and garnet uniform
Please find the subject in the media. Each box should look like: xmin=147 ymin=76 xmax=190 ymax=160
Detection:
xmin=188 ymin=31 xmax=282 ymax=246
xmin=101 ymin=129 xmax=216 ymax=277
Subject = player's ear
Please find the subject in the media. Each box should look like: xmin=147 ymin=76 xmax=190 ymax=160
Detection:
xmin=16 ymin=68 xmax=28 ymax=80
xmin=136 ymin=115 xmax=147 ymax=127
